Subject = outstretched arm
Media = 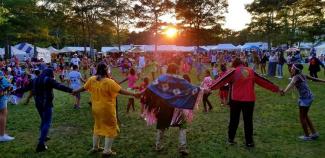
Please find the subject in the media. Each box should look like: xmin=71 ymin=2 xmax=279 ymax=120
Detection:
xmin=119 ymin=78 xmax=127 ymax=84
xmin=50 ymin=78 xmax=73 ymax=93
xmin=119 ymin=89 xmax=140 ymax=98
xmin=209 ymin=69 xmax=235 ymax=90
xmin=73 ymin=87 xmax=86 ymax=94
xmin=254 ymin=72 xmax=280 ymax=93
xmin=283 ymin=77 xmax=296 ymax=93
xmin=306 ymin=75 xmax=325 ymax=83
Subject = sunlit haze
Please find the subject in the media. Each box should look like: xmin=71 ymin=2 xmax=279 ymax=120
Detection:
xmin=132 ymin=0 xmax=254 ymax=32
xmin=224 ymin=0 xmax=253 ymax=31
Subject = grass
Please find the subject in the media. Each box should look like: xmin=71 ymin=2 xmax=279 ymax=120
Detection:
xmin=1 ymin=64 xmax=325 ymax=158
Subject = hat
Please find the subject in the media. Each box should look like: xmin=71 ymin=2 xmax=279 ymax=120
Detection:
xmin=73 ymin=54 xmax=78 ymax=56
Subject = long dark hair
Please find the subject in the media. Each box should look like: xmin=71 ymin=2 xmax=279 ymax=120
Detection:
xmin=96 ymin=62 xmax=108 ymax=80
xmin=232 ymin=58 xmax=242 ymax=68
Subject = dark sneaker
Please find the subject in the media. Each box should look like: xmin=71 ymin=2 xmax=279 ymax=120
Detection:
xmin=45 ymin=136 xmax=50 ymax=142
xmin=155 ymin=144 xmax=164 ymax=152
xmin=310 ymin=132 xmax=319 ymax=140
xmin=245 ymin=143 xmax=255 ymax=148
xmin=179 ymin=147 xmax=189 ymax=156
xmin=88 ymin=147 xmax=104 ymax=154
xmin=102 ymin=150 xmax=117 ymax=157
xmin=227 ymin=140 xmax=237 ymax=145
xmin=36 ymin=144 xmax=48 ymax=153
xmin=73 ymin=105 xmax=80 ymax=109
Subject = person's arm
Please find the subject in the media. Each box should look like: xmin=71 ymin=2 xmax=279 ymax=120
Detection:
xmin=119 ymin=78 xmax=127 ymax=84
xmin=254 ymin=72 xmax=280 ymax=93
xmin=283 ymin=77 xmax=296 ymax=93
xmin=49 ymin=78 xmax=73 ymax=93
xmin=209 ymin=69 xmax=235 ymax=90
xmin=119 ymin=89 xmax=140 ymax=98
xmin=306 ymin=75 xmax=325 ymax=83
xmin=14 ymin=81 xmax=32 ymax=94
xmin=73 ymin=87 xmax=86 ymax=94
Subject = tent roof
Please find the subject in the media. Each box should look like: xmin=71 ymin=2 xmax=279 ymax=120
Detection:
xmin=48 ymin=46 xmax=58 ymax=53
xmin=60 ymin=47 xmax=90 ymax=53
xmin=214 ymin=44 xmax=238 ymax=50
xmin=0 ymin=46 xmax=27 ymax=55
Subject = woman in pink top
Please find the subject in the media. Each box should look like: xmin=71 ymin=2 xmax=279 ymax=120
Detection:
xmin=120 ymin=68 xmax=138 ymax=113
xmin=200 ymin=70 xmax=213 ymax=112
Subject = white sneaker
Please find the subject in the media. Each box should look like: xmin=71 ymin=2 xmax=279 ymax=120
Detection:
xmin=298 ymin=135 xmax=312 ymax=141
xmin=0 ymin=134 xmax=15 ymax=142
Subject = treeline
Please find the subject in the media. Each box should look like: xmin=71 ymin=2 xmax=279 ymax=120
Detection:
xmin=0 ymin=0 xmax=323 ymax=51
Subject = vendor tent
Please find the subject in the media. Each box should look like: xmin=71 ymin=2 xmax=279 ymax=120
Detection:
xmin=0 ymin=46 xmax=27 ymax=61
xmin=60 ymin=47 xmax=90 ymax=53
xmin=242 ymin=42 xmax=268 ymax=50
xmin=15 ymin=42 xmax=34 ymax=55
xmin=214 ymin=44 xmax=238 ymax=51
xmin=48 ymin=46 xmax=59 ymax=53
xmin=37 ymin=47 xmax=52 ymax=63
xmin=315 ymin=43 xmax=325 ymax=57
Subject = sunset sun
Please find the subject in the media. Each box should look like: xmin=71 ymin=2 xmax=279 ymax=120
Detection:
xmin=165 ymin=27 xmax=178 ymax=38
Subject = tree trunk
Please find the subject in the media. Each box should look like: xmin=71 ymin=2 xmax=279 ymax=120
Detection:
xmin=154 ymin=14 xmax=158 ymax=53
xmin=116 ymin=16 xmax=121 ymax=51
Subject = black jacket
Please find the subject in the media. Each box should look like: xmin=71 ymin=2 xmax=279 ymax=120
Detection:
xmin=15 ymin=69 xmax=72 ymax=107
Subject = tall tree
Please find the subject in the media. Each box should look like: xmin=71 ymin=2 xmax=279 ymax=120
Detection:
xmin=176 ymin=0 xmax=228 ymax=47
xmin=133 ymin=0 xmax=174 ymax=52
xmin=110 ymin=0 xmax=132 ymax=51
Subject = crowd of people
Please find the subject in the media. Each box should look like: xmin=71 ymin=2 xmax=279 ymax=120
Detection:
xmin=0 ymin=48 xmax=324 ymax=156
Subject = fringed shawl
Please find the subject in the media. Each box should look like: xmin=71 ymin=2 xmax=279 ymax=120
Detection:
xmin=143 ymin=74 xmax=203 ymax=128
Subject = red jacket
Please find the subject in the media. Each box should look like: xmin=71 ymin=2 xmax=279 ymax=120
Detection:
xmin=209 ymin=66 xmax=280 ymax=102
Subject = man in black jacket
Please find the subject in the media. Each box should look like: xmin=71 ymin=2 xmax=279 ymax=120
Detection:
xmin=309 ymin=54 xmax=325 ymax=78
xmin=15 ymin=69 xmax=73 ymax=152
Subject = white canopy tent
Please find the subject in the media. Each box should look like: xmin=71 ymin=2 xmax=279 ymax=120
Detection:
xmin=37 ymin=47 xmax=52 ymax=63
xmin=213 ymin=44 xmax=238 ymax=51
xmin=0 ymin=46 xmax=28 ymax=61
xmin=242 ymin=42 xmax=268 ymax=50
xmin=60 ymin=47 xmax=91 ymax=53
xmin=47 ymin=46 xmax=59 ymax=54
xmin=315 ymin=43 xmax=325 ymax=57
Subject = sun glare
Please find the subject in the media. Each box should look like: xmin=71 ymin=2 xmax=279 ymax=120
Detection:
xmin=165 ymin=27 xmax=178 ymax=38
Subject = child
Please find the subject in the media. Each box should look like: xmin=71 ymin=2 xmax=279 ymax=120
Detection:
xmin=218 ymin=64 xmax=229 ymax=106
xmin=59 ymin=65 xmax=66 ymax=83
xmin=90 ymin=63 xmax=97 ymax=76
xmin=0 ymin=71 xmax=14 ymax=142
xmin=201 ymin=70 xmax=213 ymax=112
xmin=212 ymin=64 xmax=218 ymax=79
xmin=119 ymin=68 xmax=138 ymax=113
xmin=282 ymin=63 xmax=325 ymax=141
xmin=135 ymin=77 xmax=149 ymax=118
xmin=68 ymin=65 xmax=85 ymax=109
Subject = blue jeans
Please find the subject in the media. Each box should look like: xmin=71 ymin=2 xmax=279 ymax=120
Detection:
xmin=268 ymin=62 xmax=276 ymax=76
xmin=36 ymin=104 xmax=53 ymax=145
xmin=277 ymin=64 xmax=283 ymax=77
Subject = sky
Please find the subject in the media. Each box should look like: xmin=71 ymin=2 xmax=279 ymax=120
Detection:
xmin=224 ymin=0 xmax=254 ymax=31
xmin=159 ymin=0 xmax=253 ymax=32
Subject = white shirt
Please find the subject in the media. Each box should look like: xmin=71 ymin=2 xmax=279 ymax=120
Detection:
xmin=71 ymin=57 xmax=80 ymax=66
xmin=139 ymin=56 xmax=145 ymax=67
xmin=211 ymin=55 xmax=217 ymax=63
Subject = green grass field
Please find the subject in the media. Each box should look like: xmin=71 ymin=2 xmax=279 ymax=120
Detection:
xmin=1 ymin=65 xmax=325 ymax=158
